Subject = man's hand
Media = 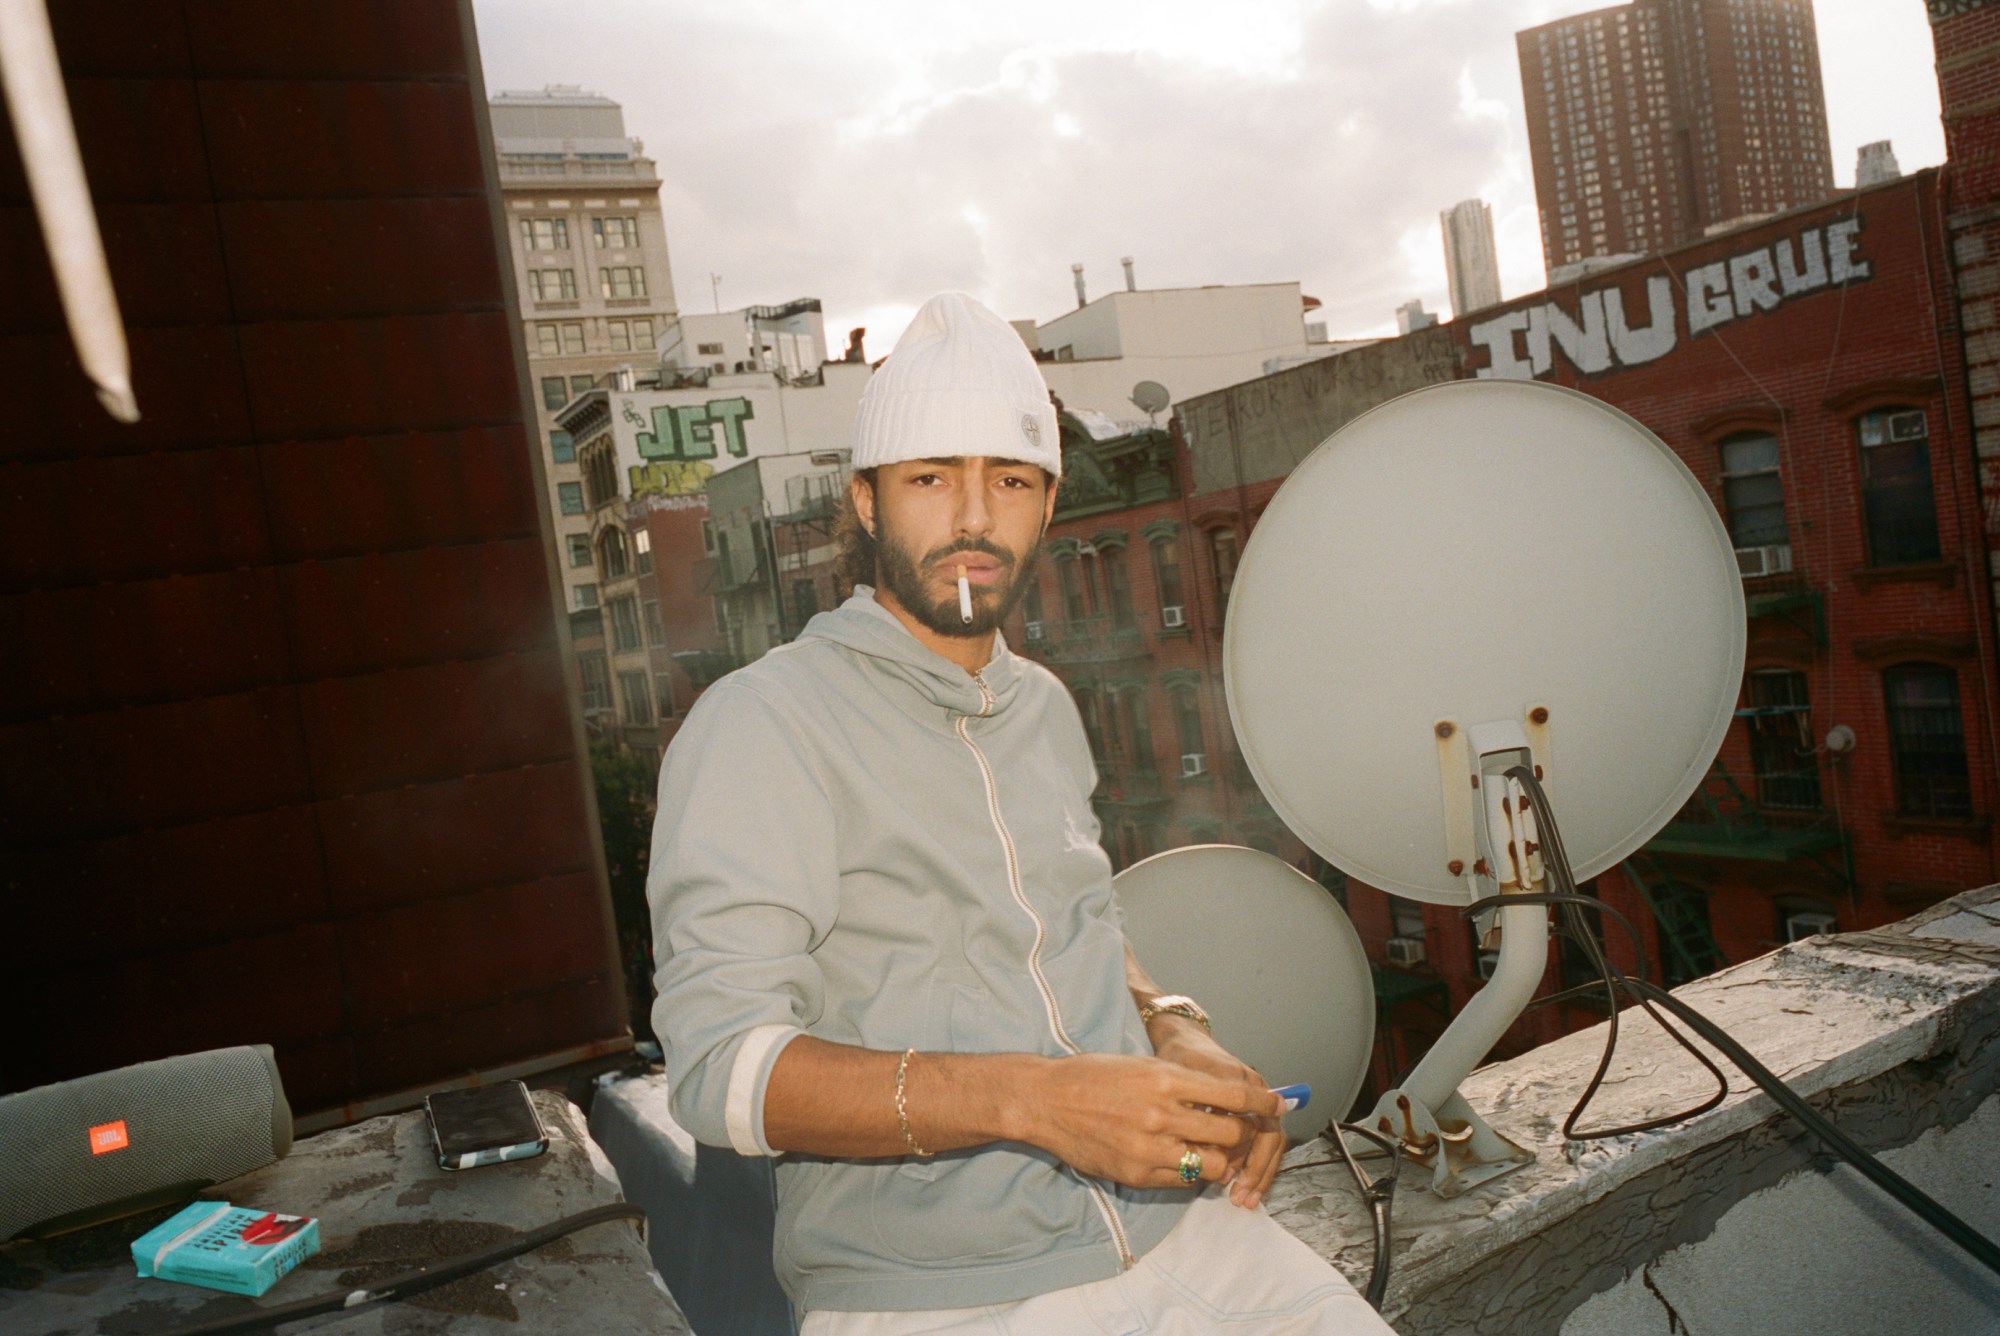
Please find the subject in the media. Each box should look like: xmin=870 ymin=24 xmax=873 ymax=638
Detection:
xmin=1147 ymin=1019 xmax=1286 ymax=1208
xmin=1012 ymin=1053 xmax=1282 ymax=1192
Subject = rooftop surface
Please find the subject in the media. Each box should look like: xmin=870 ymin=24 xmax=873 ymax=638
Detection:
xmin=1269 ymin=885 xmax=2000 ymax=1334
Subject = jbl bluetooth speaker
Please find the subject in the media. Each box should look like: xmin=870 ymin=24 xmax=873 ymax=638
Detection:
xmin=0 ymin=1045 xmax=292 ymax=1241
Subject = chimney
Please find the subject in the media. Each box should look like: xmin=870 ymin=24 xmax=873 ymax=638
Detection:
xmin=844 ymin=327 xmax=867 ymax=363
xmin=1072 ymin=263 xmax=1087 ymax=309
xmin=1121 ymin=256 xmax=1136 ymax=292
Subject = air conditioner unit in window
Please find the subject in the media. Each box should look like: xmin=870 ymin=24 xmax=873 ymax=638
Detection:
xmin=1180 ymin=752 xmax=1207 ymax=778
xmin=1385 ymin=935 xmax=1427 ymax=968
xmin=1888 ymin=410 xmax=1927 ymax=442
xmin=1476 ymin=950 xmax=1501 ymax=981
xmin=1024 ymin=620 xmax=1045 ymax=642
xmin=1734 ymin=543 xmax=1792 ymax=578
xmin=1161 ymin=605 xmax=1186 ymax=628
xmin=1785 ymin=910 xmax=1837 ymax=942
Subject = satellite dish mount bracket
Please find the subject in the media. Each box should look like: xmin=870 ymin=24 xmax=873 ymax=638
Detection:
xmin=1368 ymin=714 xmax=1551 ymax=1197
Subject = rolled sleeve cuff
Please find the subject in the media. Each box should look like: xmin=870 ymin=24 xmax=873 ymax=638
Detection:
xmin=725 ymin=1023 xmax=803 ymax=1157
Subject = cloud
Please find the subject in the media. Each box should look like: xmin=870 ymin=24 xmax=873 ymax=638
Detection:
xmin=471 ymin=0 xmax=1945 ymax=347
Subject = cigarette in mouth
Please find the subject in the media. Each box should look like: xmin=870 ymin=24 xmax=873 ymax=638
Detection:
xmin=957 ymin=564 xmax=973 ymax=624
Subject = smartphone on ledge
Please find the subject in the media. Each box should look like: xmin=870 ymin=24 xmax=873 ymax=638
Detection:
xmin=425 ymin=1081 xmax=549 ymax=1171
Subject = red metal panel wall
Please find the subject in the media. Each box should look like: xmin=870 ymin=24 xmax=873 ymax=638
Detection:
xmin=0 ymin=0 xmax=625 ymax=1120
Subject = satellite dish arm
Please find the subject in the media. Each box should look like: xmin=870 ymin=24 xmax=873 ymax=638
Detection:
xmin=1366 ymin=724 xmax=1547 ymax=1196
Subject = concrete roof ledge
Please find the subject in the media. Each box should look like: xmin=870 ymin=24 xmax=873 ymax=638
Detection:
xmin=1269 ymin=884 xmax=2000 ymax=1335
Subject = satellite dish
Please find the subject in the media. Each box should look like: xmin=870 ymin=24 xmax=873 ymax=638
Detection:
xmin=1130 ymin=380 xmax=1171 ymax=420
xmin=1113 ymin=845 xmax=1374 ymax=1140
xmin=1224 ymin=380 xmax=1744 ymax=908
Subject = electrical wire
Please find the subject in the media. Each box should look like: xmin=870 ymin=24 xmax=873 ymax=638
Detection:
xmin=1487 ymin=764 xmax=2000 ymax=1282
xmin=146 ymin=1203 xmax=646 ymax=1336
xmin=1275 ymin=1121 xmax=1399 ymax=1309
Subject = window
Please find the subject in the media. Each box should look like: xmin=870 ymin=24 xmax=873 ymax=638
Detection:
xmin=520 ymin=218 xmax=569 ymax=251
xmin=550 ymin=429 xmax=575 ymax=463
xmin=701 ymin=520 xmax=716 ymax=554
xmin=1858 ymin=409 xmax=1940 ymax=565
xmin=571 ymin=374 xmax=594 ymax=396
xmin=558 ymin=482 xmax=584 ymax=515
xmin=634 ymin=527 xmax=653 ymax=574
xmin=643 ymin=598 xmax=666 ymax=647
xmin=607 ymin=318 xmax=657 ymax=351
xmin=527 ymin=268 xmax=576 ymax=301
xmin=577 ymin=650 xmax=612 ymax=712
xmin=1023 ymin=577 xmax=1045 ymax=636
xmin=1077 ymin=548 xmax=1104 ymax=618
xmin=1115 ymin=688 xmax=1155 ymax=772
xmin=1057 ymin=554 xmax=1088 ymax=621
xmin=1746 ymin=669 xmax=1821 ymax=809
xmin=599 ymin=528 xmax=629 ymax=579
xmin=697 ymin=341 xmax=725 ymax=356
xmin=656 ymin=673 xmax=677 ymax=719
xmin=566 ymin=533 xmax=592 ymax=567
xmin=583 ymin=444 xmax=619 ymax=508
xmin=1151 ymin=537 xmax=1185 ymax=620
xmin=594 ymin=216 xmax=639 ymax=248
xmin=574 ymin=582 xmax=598 ymax=609
xmin=1075 ymin=689 xmax=1108 ymax=767
xmin=608 ymin=318 xmax=664 ymax=350
xmin=609 ymin=595 xmax=642 ymax=653
xmin=1389 ymin=898 xmax=1425 ymax=941
xmin=541 ymin=377 xmax=568 ymax=410
xmin=1171 ymin=688 xmax=1203 ymax=760
xmin=601 ymin=266 xmax=647 ymax=298
xmin=1718 ymin=431 xmax=1786 ymax=554
xmin=619 ymin=669 xmax=653 ymax=726
xmin=562 ymin=322 xmax=584 ymax=353
xmin=1883 ymin=664 xmax=1973 ymax=819
xmin=535 ymin=324 xmax=561 ymax=357
xmin=793 ymin=577 xmax=819 ymax=626
xmin=1102 ymin=546 xmax=1133 ymax=627
xmin=1209 ymin=527 xmax=1238 ymax=617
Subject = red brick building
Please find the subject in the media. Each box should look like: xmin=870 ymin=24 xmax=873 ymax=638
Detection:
xmin=1012 ymin=10 xmax=2000 ymax=1103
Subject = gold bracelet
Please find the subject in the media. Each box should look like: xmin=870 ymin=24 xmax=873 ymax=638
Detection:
xmin=895 ymin=1047 xmax=932 ymax=1158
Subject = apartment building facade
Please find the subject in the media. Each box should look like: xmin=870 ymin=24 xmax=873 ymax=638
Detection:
xmin=490 ymin=87 xmax=679 ymax=620
xmin=1518 ymin=0 xmax=1835 ymax=277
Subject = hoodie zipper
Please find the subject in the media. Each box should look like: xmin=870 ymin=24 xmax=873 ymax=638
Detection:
xmin=956 ymin=671 xmax=1136 ymax=1271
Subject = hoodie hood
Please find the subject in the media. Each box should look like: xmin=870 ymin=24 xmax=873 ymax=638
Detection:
xmin=793 ymin=587 xmax=1024 ymax=718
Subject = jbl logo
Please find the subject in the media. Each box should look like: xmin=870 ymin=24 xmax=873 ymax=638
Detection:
xmin=89 ymin=1120 xmax=129 ymax=1155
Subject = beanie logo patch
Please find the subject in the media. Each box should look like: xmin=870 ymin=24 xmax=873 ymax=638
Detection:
xmin=1020 ymin=413 xmax=1042 ymax=451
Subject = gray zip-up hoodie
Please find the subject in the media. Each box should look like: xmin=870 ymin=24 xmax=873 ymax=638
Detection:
xmin=647 ymin=589 xmax=1189 ymax=1312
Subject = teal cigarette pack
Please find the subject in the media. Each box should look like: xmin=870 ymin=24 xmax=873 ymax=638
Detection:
xmin=131 ymin=1200 xmax=320 ymax=1297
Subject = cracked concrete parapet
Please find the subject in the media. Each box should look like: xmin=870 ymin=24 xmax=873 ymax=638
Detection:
xmin=1266 ymin=884 xmax=2000 ymax=1336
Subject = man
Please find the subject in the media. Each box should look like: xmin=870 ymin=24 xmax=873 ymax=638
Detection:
xmin=648 ymin=292 xmax=1391 ymax=1333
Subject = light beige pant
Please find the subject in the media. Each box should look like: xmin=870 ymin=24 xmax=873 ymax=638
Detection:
xmin=800 ymin=1188 xmax=1397 ymax=1335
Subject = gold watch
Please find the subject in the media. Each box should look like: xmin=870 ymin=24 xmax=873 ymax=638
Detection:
xmin=1138 ymin=994 xmax=1211 ymax=1031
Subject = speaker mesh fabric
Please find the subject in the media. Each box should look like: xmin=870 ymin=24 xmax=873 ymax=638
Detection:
xmin=0 ymin=1046 xmax=290 ymax=1240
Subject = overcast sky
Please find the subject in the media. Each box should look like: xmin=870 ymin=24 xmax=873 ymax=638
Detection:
xmin=472 ymin=0 xmax=1946 ymax=353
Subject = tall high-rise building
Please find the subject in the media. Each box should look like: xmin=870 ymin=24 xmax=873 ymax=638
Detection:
xmin=490 ymin=87 xmax=679 ymax=617
xmin=1517 ymin=0 xmax=1834 ymax=277
xmin=1440 ymin=199 xmax=1503 ymax=317
xmin=1855 ymin=140 xmax=1901 ymax=187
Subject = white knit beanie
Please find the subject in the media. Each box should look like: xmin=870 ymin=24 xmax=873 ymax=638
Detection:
xmin=852 ymin=292 xmax=1062 ymax=477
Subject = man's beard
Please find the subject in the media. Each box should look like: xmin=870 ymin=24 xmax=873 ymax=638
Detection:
xmin=876 ymin=527 xmax=1040 ymax=639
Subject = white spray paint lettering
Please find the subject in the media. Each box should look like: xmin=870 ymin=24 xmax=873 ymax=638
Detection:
xmin=1471 ymin=216 xmax=1870 ymax=381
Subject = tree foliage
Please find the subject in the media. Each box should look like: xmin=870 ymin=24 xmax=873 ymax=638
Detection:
xmin=592 ymin=739 xmax=659 ymax=1042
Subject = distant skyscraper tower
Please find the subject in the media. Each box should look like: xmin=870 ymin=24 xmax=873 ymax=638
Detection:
xmin=1855 ymin=140 xmax=1901 ymax=187
xmin=1440 ymin=199 xmax=1503 ymax=318
xmin=1396 ymin=299 xmax=1439 ymax=334
xmin=1517 ymin=0 xmax=1835 ymax=277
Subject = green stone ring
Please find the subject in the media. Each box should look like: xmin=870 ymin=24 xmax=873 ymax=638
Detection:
xmin=1177 ymin=1147 xmax=1203 ymax=1184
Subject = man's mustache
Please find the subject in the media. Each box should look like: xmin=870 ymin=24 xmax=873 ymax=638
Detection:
xmin=924 ymin=539 xmax=1014 ymax=571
